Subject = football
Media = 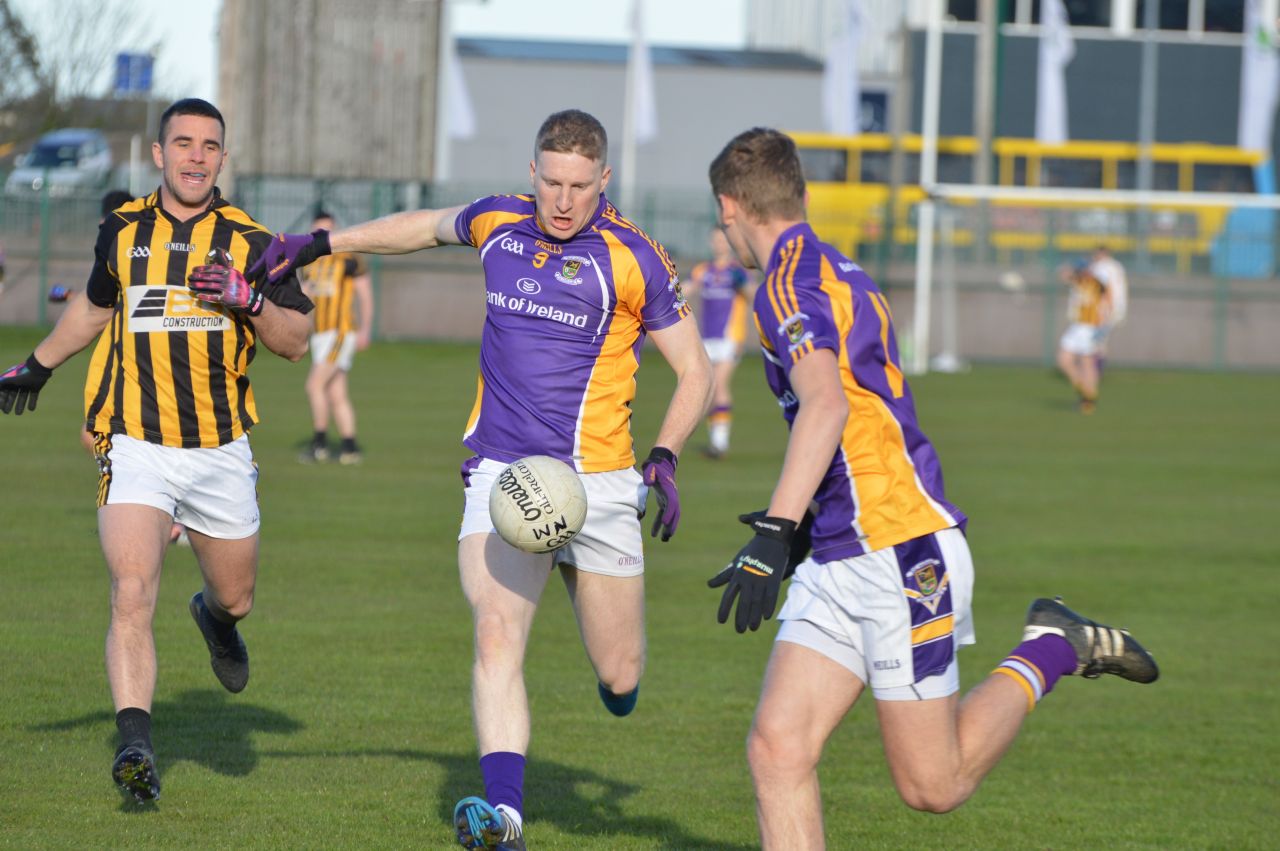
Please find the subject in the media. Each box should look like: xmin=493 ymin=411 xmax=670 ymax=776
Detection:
xmin=489 ymin=455 xmax=588 ymax=553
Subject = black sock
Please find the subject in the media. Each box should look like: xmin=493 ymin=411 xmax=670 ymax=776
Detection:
xmin=116 ymin=707 xmax=152 ymax=751
xmin=340 ymin=437 xmax=358 ymax=453
xmin=312 ymin=431 xmax=327 ymax=448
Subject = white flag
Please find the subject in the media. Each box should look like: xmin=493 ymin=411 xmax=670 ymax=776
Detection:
xmin=1239 ymin=0 xmax=1280 ymax=152
xmin=822 ymin=0 xmax=863 ymax=135
xmin=628 ymin=0 xmax=657 ymax=143
xmin=447 ymin=51 xmax=476 ymax=140
xmin=1035 ymin=0 xmax=1075 ymax=144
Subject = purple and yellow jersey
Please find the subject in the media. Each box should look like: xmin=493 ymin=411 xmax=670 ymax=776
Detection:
xmin=454 ymin=193 xmax=688 ymax=473
xmin=753 ymin=223 xmax=965 ymax=560
xmin=692 ymin=260 xmax=750 ymax=345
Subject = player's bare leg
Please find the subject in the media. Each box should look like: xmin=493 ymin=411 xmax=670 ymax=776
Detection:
xmin=1056 ymin=347 xmax=1081 ymax=393
xmin=706 ymin=360 xmax=736 ymax=457
xmin=305 ymin=360 xmax=337 ymax=434
xmin=99 ymin=504 xmax=173 ymax=712
xmin=748 ymin=640 xmax=864 ymax=850
xmin=456 ymin=533 xmax=550 ymax=848
xmin=186 ymin=530 xmax=258 ymax=693
xmin=459 ymin=533 xmax=553 ymax=755
xmin=302 ymin=361 xmax=338 ymax=461
xmin=876 ymin=677 xmax=1029 ymax=813
xmin=327 ymin=369 xmax=361 ymax=463
xmin=99 ymin=503 xmax=172 ymax=801
xmin=561 ymin=568 xmax=645 ymax=709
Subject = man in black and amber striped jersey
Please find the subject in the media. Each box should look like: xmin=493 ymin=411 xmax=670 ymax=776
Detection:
xmin=297 ymin=210 xmax=373 ymax=464
xmin=0 ymin=98 xmax=312 ymax=804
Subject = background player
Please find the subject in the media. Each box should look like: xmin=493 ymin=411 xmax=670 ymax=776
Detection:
xmin=1088 ymin=243 xmax=1128 ymax=372
xmin=254 ymin=109 xmax=712 ymax=851
xmin=685 ymin=227 xmax=754 ymax=458
xmin=1056 ymin=259 xmax=1112 ymax=414
xmin=296 ymin=209 xmax=373 ymax=464
xmin=0 ymin=98 xmax=312 ymax=803
xmin=704 ymin=127 xmax=1157 ymax=849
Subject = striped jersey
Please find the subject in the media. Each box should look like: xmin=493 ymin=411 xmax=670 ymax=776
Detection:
xmin=1068 ymin=269 xmax=1107 ymax=326
xmin=82 ymin=189 xmax=313 ymax=448
xmin=454 ymin=193 xmax=689 ymax=472
xmin=753 ymin=222 xmax=965 ymax=560
xmin=300 ymin=253 xmax=367 ymax=334
xmin=691 ymin=259 xmax=751 ymax=344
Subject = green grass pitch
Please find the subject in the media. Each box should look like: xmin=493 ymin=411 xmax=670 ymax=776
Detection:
xmin=0 ymin=324 xmax=1276 ymax=849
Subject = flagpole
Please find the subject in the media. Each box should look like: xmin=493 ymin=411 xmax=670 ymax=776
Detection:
xmin=433 ymin=0 xmax=455 ymax=184
xmin=910 ymin=0 xmax=943 ymax=376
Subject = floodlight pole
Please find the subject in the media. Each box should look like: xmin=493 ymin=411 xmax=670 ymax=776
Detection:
xmin=910 ymin=0 xmax=944 ymax=376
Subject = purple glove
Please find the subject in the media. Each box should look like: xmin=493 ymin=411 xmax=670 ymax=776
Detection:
xmin=641 ymin=446 xmax=680 ymax=541
xmin=188 ymin=264 xmax=265 ymax=316
xmin=250 ymin=230 xmax=332 ymax=284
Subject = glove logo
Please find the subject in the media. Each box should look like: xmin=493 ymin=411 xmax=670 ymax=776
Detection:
xmin=126 ymin=285 xmax=229 ymax=332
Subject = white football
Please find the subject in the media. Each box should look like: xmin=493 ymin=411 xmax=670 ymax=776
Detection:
xmin=489 ymin=455 xmax=588 ymax=553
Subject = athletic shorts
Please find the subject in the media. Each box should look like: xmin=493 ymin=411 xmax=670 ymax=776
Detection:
xmin=1059 ymin=322 xmax=1102 ymax=356
xmin=311 ymin=329 xmax=357 ymax=371
xmin=94 ymin=433 xmax=260 ymax=539
xmin=459 ymin=456 xmax=647 ymax=577
xmin=776 ymin=526 xmax=975 ymax=696
xmin=703 ymin=337 xmax=740 ymax=364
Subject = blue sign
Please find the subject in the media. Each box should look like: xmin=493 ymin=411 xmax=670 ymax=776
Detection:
xmin=114 ymin=53 xmax=153 ymax=96
xmin=860 ymin=90 xmax=888 ymax=134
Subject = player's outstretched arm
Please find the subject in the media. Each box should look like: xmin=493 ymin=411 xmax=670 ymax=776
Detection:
xmin=255 ymin=206 xmax=468 ymax=286
xmin=0 ymin=292 xmax=112 ymax=414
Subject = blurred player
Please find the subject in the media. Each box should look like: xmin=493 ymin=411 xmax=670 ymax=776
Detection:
xmin=1088 ymin=243 xmax=1127 ymax=371
xmin=1056 ymin=259 xmax=1112 ymax=414
xmin=296 ymin=210 xmax=373 ymax=464
xmin=686 ymin=227 xmax=754 ymax=458
xmin=705 ymin=128 xmax=1157 ymax=849
xmin=0 ymin=99 xmax=312 ymax=804
xmin=255 ymin=109 xmax=712 ymax=850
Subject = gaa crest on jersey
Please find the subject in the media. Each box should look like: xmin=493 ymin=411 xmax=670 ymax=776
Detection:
xmin=125 ymin=285 xmax=230 ymax=332
xmin=779 ymin=311 xmax=814 ymax=353
xmin=903 ymin=558 xmax=950 ymax=615
xmin=555 ymin=255 xmax=591 ymax=285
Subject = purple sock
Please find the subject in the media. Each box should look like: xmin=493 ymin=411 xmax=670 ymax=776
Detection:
xmin=479 ymin=751 xmax=525 ymax=816
xmin=992 ymin=634 xmax=1077 ymax=711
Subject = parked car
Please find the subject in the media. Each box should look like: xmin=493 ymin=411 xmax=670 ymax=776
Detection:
xmin=5 ymin=128 xmax=113 ymax=198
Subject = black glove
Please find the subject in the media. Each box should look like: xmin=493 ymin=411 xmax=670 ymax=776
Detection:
xmin=737 ymin=508 xmax=815 ymax=578
xmin=708 ymin=515 xmax=797 ymax=633
xmin=0 ymin=354 xmax=53 ymax=415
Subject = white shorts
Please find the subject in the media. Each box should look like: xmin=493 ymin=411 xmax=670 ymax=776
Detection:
xmin=703 ymin=337 xmax=740 ymax=364
xmin=95 ymin=433 xmax=260 ymax=539
xmin=1059 ymin=323 xmax=1102 ymax=356
xmin=776 ymin=526 xmax=975 ymax=694
xmin=459 ymin=456 xmax=647 ymax=577
xmin=311 ymin=329 xmax=357 ymax=371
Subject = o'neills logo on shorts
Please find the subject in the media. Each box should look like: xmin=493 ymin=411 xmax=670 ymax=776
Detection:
xmin=125 ymin=285 xmax=230 ymax=332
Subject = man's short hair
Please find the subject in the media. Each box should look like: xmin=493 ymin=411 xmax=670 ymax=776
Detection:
xmin=709 ymin=128 xmax=806 ymax=223
xmin=313 ymin=208 xmax=334 ymax=224
xmin=100 ymin=189 xmax=134 ymax=218
xmin=158 ymin=98 xmax=225 ymax=145
xmin=534 ymin=110 xmax=608 ymax=164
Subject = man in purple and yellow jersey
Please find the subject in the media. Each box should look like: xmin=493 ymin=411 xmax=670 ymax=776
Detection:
xmin=705 ymin=128 xmax=1157 ymax=850
xmin=297 ymin=210 xmax=373 ymax=464
xmin=255 ymin=109 xmax=712 ymax=851
xmin=686 ymin=227 xmax=754 ymax=458
xmin=0 ymin=99 xmax=312 ymax=804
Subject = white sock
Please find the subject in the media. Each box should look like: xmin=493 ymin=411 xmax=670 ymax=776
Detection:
xmin=710 ymin=422 xmax=730 ymax=452
xmin=495 ymin=803 xmax=523 ymax=830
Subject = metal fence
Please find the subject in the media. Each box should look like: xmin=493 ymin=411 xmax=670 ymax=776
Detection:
xmin=1 ymin=175 xmax=1277 ymax=371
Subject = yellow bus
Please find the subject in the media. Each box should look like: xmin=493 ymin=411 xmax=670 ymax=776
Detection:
xmin=789 ymin=131 xmax=1264 ymax=266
